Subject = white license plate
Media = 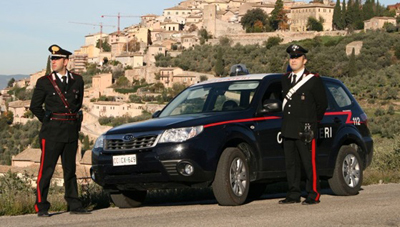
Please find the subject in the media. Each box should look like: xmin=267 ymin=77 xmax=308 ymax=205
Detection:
xmin=113 ymin=154 xmax=137 ymax=166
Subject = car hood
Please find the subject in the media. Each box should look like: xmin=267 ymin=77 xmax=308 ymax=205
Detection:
xmin=105 ymin=112 xmax=248 ymax=135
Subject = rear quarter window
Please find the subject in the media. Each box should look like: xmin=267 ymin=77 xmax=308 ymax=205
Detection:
xmin=325 ymin=81 xmax=352 ymax=109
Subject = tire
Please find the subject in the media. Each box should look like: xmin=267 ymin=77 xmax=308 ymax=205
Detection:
xmin=110 ymin=190 xmax=147 ymax=208
xmin=328 ymin=145 xmax=363 ymax=196
xmin=212 ymin=147 xmax=250 ymax=206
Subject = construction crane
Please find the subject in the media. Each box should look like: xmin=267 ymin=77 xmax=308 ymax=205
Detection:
xmin=101 ymin=12 xmax=141 ymax=35
xmin=69 ymin=21 xmax=115 ymax=52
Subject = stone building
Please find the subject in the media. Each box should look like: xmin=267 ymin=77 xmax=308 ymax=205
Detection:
xmin=289 ymin=1 xmax=335 ymax=32
xmin=364 ymin=17 xmax=397 ymax=31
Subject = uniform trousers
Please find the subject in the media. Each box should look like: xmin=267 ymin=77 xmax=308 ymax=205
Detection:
xmin=283 ymin=138 xmax=320 ymax=201
xmin=35 ymin=138 xmax=82 ymax=212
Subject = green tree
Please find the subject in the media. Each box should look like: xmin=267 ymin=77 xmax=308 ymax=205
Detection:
xmin=383 ymin=22 xmax=397 ymax=33
xmin=353 ymin=0 xmax=364 ymax=29
xmin=333 ymin=0 xmax=343 ymax=30
xmin=214 ymin=48 xmax=224 ymax=77
xmin=45 ymin=56 xmax=51 ymax=75
xmin=240 ymin=8 xmax=269 ymax=33
xmin=348 ymin=48 xmax=357 ymax=77
xmin=341 ymin=0 xmax=347 ymax=28
xmin=123 ymin=40 xmax=141 ymax=52
xmin=7 ymin=78 xmax=15 ymax=88
xmin=83 ymin=135 xmax=90 ymax=151
xmin=200 ymin=75 xmax=208 ymax=82
xmin=307 ymin=17 xmax=323 ymax=31
xmin=2 ymin=111 xmax=13 ymax=125
xmin=198 ymin=29 xmax=211 ymax=45
xmin=96 ymin=38 xmax=111 ymax=52
xmin=264 ymin=36 xmax=283 ymax=49
xmin=363 ymin=0 xmax=374 ymax=21
xmin=270 ymin=0 xmax=288 ymax=30
xmin=115 ymin=76 xmax=130 ymax=88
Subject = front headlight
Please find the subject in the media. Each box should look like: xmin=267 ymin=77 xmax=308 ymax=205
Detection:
xmin=94 ymin=135 xmax=105 ymax=149
xmin=159 ymin=126 xmax=203 ymax=143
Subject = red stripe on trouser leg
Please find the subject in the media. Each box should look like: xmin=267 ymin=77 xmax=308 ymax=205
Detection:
xmin=312 ymin=139 xmax=320 ymax=201
xmin=36 ymin=139 xmax=46 ymax=203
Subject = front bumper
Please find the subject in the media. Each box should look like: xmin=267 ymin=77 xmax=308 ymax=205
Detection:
xmin=91 ymin=142 xmax=216 ymax=191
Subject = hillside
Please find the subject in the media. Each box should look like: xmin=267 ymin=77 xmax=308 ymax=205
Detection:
xmin=0 ymin=75 xmax=29 ymax=90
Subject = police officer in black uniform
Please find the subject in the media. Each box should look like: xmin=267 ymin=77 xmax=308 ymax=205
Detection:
xmin=30 ymin=45 xmax=90 ymax=216
xmin=279 ymin=44 xmax=328 ymax=205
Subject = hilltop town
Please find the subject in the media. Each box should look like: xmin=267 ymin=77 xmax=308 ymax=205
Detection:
xmin=0 ymin=0 xmax=399 ymax=185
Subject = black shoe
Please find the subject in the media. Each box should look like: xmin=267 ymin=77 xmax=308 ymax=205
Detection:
xmin=37 ymin=211 xmax=51 ymax=217
xmin=278 ymin=198 xmax=301 ymax=204
xmin=70 ymin=208 xmax=91 ymax=214
xmin=301 ymin=199 xmax=320 ymax=205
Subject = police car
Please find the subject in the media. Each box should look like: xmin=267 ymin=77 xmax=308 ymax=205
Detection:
xmin=91 ymin=73 xmax=373 ymax=208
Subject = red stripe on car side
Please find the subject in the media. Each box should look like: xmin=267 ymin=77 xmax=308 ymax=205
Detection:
xmin=203 ymin=116 xmax=281 ymax=128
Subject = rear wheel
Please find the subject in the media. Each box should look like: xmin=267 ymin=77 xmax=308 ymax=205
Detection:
xmin=328 ymin=145 xmax=363 ymax=196
xmin=110 ymin=190 xmax=147 ymax=208
xmin=212 ymin=147 xmax=250 ymax=206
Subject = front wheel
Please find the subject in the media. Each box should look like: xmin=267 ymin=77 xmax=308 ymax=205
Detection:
xmin=212 ymin=147 xmax=250 ymax=206
xmin=110 ymin=190 xmax=147 ymax=208
xmin=328 ymin=145 xmax=363 ymax=196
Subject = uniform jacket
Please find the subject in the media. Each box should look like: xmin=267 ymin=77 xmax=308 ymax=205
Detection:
xmin=281 ymin=69 xmax=328 ymax=139
xmin=30 ymin=71 xmax=84 ymax=142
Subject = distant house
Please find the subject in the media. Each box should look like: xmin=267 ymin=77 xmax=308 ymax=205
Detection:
xmin=364 ymin=17 xmax=397 ymax=31
xmin=387 ymin=3 xmax=400 ymax=16
xmin=8 ymin=100 xmax=32 ymax=124
xmin=1 ymin=145 xmax=92 ymax=187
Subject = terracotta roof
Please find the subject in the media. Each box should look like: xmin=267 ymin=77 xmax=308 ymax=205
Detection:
xmin=94 ymin=101 xmax=125 ymax=106
xmin=165 ymin=6 xmax=191 ymax=10
xmin=8 ymin=100 xmax=31 ymax=108
xmin=12 ymin=148 xmax=41 ymax=163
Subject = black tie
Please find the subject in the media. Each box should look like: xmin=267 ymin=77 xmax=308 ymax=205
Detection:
xmin=62 ymin=76 xmax=67 ymax=92
xmin=291 ymin=74 xmax=297 ymax=87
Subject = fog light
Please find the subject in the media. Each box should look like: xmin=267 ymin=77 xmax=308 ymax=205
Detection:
xmin=178 ymin=162 xmax=194 ymax=176
xmin=184 ymin=164 xmax=194 ymax=175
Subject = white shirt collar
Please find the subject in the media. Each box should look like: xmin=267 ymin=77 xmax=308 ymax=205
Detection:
xmin=55 ymin=72 xmax=68 ymax=83
xmin=292 ymin=68 xmax=305 ymax=83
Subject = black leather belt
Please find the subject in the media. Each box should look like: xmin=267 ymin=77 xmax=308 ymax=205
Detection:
xmin=50 ymin=113 xmax=78 ymax=121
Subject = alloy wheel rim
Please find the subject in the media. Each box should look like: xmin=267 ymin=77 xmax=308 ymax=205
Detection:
xmin=342 ymin=154 xmax=360 ymax=188
xmin=229 ymin=157 xmax=247 ymax=196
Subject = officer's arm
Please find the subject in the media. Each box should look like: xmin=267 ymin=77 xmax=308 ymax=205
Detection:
xmin=313 ymin=77 xmax=328 ymax=121
xmin=29 ymin=79 xmax=46 ymax=122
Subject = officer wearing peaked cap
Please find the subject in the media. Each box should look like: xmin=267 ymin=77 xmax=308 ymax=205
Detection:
xmin=30 ymin=45 xmax=90 ymax=216
xmin=279 ymin=44 xmax=328 ymax=205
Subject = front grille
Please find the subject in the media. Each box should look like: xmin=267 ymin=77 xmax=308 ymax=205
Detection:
xmin=105 ymin=135 xmax=159 ymax=151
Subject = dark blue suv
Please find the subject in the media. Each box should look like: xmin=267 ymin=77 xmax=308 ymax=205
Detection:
xmin=91 ymin=74 xmax=373 ymax=208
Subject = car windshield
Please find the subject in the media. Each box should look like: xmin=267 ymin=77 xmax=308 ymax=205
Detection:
xmin=159 ymin=81 xmax=260 ymax=117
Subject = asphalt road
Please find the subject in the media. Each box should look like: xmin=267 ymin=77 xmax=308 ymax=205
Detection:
xmin=1 ymin=183 xmax=399 ymax=227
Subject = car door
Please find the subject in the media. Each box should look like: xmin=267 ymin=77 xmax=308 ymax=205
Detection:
xmin=254 ymin=80 xmax=286 ymax=175
xmin=317 ymin=80 xmax=354 ymax=173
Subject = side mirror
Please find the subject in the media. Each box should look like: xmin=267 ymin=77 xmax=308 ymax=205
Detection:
xmin=152 ymin=110 xmax=161 ymax=118
xmin=261 ymin=99 xmax=282 ymax=113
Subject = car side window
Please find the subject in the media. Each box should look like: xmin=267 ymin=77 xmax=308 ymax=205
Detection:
xmin=325 ymin=82 xmax=352 ymax=109
xmin=262 ymin=82 xmax=283 ymax=102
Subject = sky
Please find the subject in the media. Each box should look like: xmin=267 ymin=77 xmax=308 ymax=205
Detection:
xmin=0 ymin=0 xmax=398 ymax=75
xmin=0 ymin=0 xmax=182 ymax=75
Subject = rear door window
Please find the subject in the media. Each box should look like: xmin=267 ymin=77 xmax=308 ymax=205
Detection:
xmin=325 ymin=81 xmax=352 ymax=109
